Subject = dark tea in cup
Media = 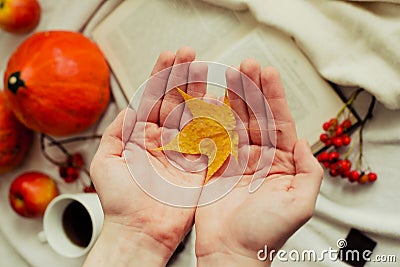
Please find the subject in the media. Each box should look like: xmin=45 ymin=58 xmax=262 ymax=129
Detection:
xmin=62 ymin=200 xmax=93 ymax=247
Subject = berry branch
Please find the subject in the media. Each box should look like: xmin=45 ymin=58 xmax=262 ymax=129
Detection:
xmin=40 ymin=133 xmax=97 ymax=192
xmin=317 ymin=89 xmax=378 ymax=184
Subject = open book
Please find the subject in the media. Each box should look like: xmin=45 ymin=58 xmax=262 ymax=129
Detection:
xmin=91 ymin=0 xmax=358 ymax=154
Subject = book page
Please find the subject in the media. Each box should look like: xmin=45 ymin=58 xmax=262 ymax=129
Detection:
xmin=216 ymin=27 xmax=346 ymax=148
xmin=92 ymin=0 xmax=256 ymax=101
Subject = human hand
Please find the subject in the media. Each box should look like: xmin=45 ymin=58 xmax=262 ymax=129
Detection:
xmin=84 ymin=47 xmax=208 ymax=267
xmin=194 ymin=59 xmax=323 ymax=266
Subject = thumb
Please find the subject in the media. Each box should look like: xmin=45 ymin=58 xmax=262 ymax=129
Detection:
xmin=291 ymin=139 xmax=323 ymax=199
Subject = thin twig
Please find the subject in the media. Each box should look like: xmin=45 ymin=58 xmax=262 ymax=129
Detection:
xmin=357 ymin=95 xmax=376 ymax=169
xmin=43 ymin=134 xmax=71 ymax=156
xmin=47 ymin=135 xmax=102 ymax=147
xmin=336 ymin=88 xmax=364 ymax=118
xmin=40 ymin=134 xmax=65 ymax=166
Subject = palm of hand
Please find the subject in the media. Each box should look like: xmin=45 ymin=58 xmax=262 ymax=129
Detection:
xmin=93 ymin=119 xmax=205 ymax=253
xmin=195 ymin=146 xmax=307 ymax=258
xmin=194 ymin=62 xmax=322 ymax=260
xmin=127 ymin=121 xmax=206 ymax=187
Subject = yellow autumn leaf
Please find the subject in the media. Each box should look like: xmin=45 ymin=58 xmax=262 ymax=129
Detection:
xmin=177 ymin=88 xmax=236 ymax=130
xmin=157 ymin=88 xmax=238 ymax=183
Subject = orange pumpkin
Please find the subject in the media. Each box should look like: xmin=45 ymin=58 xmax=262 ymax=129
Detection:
xmin=4 ymin=31 xmax=110 ymax=136
xmin=0 ymin=90 xmax=33 ymax=175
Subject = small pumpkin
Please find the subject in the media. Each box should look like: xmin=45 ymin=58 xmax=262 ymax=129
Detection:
xmin=0 ymin=90 xmax=33 ymax=175
xmin=4 ymin=31 xmax=110 ymax=136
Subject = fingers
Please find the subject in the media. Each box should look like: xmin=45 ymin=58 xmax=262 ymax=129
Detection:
xmin=291 ymin=139 xmax=323 ymax=204
xmin=260 ymin=66 xmax=297 ymax=151
xmin=241 ymin=59 xmax=269 ymax=146
xmin=180 ymin=61 xmax=208 ymax=129
xmin=187 ymin=61 xmax=208 ymax=98
xmin=226 ymin=66 xmax=249 ymax=125
xmin=226 ymin=66 xmax=250 ymax=146
xmin=137 ymin=50 xmax=175 ymax=123
xmin=160 ymin=46 xmax=196 ymax=129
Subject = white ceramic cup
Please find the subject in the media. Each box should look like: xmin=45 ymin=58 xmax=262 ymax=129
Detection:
xmin=38 ymin=193 xmax=104 ymax=258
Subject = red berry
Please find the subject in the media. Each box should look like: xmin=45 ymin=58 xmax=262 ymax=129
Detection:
xmin=336 ymin=161 xmax=345 ymax=174
xmin=323 ymin=122 xmax=330 ymax=131
xmin=329 ymin=168 xmax=339 ymax=177
xmin=342 ymin=135 xmax=351 ymax=146
xmin=325 ymin=139 xmax=332 ymax=146
xmin=67 ymin=167 xmax=79 ymax=178
xmin=329 ymin=161 xmax=340 ymax=176
xmin=59 ymin=166 xmax=68 ymax=178
xmin=84 ymin=186 xmax=96 ymax=193
xmin=329 ymin=118 xmax=338 ymax=127
xmin=348 ymin=170 xmax=360 ymax=182
xmin=328 ymin=151 xmax=339 ymax=163
xmin=317 ymin=152 xmax=329 ymax=162
xmin=63 ymin=167 xmax=80 ymax=183
xmin=332 ymin=137 xmax=343 ymax=148
xmin=339 ymin=159 xmax=351 ymax=173
xmin=320 ymin=133 xmax=330 ymax=143
xmin=358 ymin=174 xmax=369 ymax=184
xmin=341 ymin=119 xmax=352 ymax=129
xmin=342 ymin=170 xmax=350 ymax=178
xmin=323 ymin=162 xmax=331 ymax=168
xmin=335 ymin=126 xmax=344 ymax=136
xmin=72 ymin=153 xmax=84 ymax=168
xmin=330 ymin=161 xmax=339 ymax=171
xmin=64 ymin=176 xmax=75 ymax=183
xmin=66 ymin=153 xmax=84 ymax=168
xmin=367 ymin=172 xmax=377 ymax=182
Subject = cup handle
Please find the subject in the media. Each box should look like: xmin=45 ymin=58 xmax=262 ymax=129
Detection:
xmin=38 ymin=231 xmax=47 ymax=243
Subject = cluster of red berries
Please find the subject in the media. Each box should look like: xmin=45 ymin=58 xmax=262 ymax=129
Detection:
xmin=58 ymin=153 xmax=97 ymax=192
xmin=317 ymin=113 xmax=378 ymax=185
xmin=320 ymin=118 xmax=352 ymax=148
xmin=41 ymin=134 xmax=98 ymax=193
xmin=317 ymin=151 xmax=377 ymax=184
xmin=59 ymin=153 xmax=84 ymax=183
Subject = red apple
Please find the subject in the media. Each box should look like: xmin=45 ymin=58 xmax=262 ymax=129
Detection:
xmin=9 ymin=171 xmax=59 ymax=218
xmin=0 ymin=0 xmax=41 ymax=34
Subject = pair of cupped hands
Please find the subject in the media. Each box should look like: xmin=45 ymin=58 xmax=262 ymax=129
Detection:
xmin=83 ymin=47 xmax=323 ymax=267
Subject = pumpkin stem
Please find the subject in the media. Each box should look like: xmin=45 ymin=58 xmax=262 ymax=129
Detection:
xmin=8 ymin=72 xmax=26 ymax=94
xmin=0 ymin=0 xmax=4 ymax=9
